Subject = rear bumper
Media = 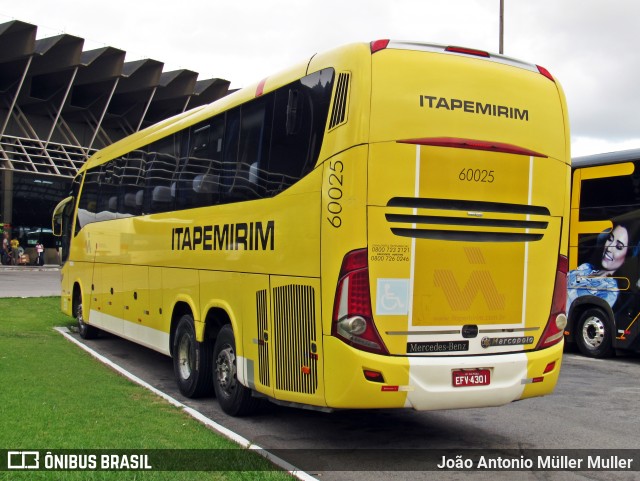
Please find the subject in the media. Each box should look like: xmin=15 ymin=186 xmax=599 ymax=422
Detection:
xmin=323 ymin=336 xmax=563 ymax=410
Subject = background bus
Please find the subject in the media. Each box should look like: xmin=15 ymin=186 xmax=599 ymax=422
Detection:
xmin=567 ymin=149 xmax=640 ymax=358
xmin=54 ymin=40 xmax=571 ymax=416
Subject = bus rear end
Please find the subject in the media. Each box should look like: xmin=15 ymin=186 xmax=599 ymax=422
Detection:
xmin=324 ymin=41 xmax=570 ymax=410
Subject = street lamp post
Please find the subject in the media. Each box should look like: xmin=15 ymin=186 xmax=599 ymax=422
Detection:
xmin=499 ymin=0 xmax=504 ymax=54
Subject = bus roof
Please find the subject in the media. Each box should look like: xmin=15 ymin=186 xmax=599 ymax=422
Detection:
xmin=573 ymin=148 xmax=640 ymax=168
xmin=78 ymin=39 xmax=563 ymax=175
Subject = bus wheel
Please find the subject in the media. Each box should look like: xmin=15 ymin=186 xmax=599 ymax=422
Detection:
xmin=172 ymin=314 xmax=213 ymax=398
xmin=576 ymin=308 xmax=614 ymax=358
xmin=213 ymin=325 xmax=260 ymax=416
xmin=75 ymin=293 xmax=98 ymax=340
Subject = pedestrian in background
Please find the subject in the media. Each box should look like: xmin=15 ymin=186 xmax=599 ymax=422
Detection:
xmin=10 ymin=236 xmax=19 ymax=265
xmin=2 ymin=233 xmax=10 ymax=265
xmin=36 ymin=240 xmax=45 ymax=266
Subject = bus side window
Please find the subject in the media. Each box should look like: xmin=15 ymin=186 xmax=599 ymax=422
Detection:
xmin=95 ymin=160 xmax=122 ymax=221
xmin=224 ymin=96 xmax=272 ymax=202
xmin=119 ymin=151 xmax=146 ymax=217
xmin=77 ymin=169 xmax=99 ymax=229
xmin=144 ymin=135 xmax=179 ymax=214
xmin=220 ymin=108 xmax=240 ymax=201
xmin=264 ymin=68 xmax=334 ymax=196
xmin=176 ymin=117 xmax=224 ymax=210
xmin=268 ymin=85 xmax=312 ymax=194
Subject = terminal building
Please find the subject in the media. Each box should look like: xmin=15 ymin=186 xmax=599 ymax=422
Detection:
xmin=0 ymin=20 xmax=231 ymax=264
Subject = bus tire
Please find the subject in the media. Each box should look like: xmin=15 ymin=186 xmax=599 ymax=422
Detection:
xmin=213 ymin=324 xmax=260 ymax=416
xmin=76 ymin=292 xmax=99 ymax=340
xmin=172 ymin=314 xmax=213 ymax=398
xmin=576 ymin=308 xmax=614 ymax=358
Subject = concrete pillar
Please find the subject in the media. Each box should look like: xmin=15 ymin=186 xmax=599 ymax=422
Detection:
xmin=1 ymin=169 xmax=13 ymax=236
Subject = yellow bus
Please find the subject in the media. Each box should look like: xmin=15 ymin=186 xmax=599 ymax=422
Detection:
xmin=53 ymin=40 xmax=571 ymax=416
xmin=566 ymin=149 xmax=640 ymax=358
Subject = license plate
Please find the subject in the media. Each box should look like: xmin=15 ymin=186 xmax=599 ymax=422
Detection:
xmin=452 ymin=369 xmax=490 ymax=387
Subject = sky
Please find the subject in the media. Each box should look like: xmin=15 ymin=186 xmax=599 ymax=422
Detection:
xmin=1 ymin=0 xmax=639 ymax=157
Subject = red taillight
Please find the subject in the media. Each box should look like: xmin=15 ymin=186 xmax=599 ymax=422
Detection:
xmin=445 ymin=46 xmax=490 ymax=58
xmin=255 ymin=77 xmax=268 ymax=97
xmin=332 ymin=249 xmax=389 ymax=355
xmin=536 ymin=65 xmax=555 ymax=82
xmin=370 ymin=39 xmax=390 ymax=53
xmin=536 ymin=255 xmax=568 ymax=349
xmin=398 ymin=137 xmax=547 ymax=158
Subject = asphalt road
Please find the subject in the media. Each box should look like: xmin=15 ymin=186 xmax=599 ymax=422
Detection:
xmin=0 ymin=266 xmax=61 ymax=298
xmin=6 ymin=268 xmax=640 ymax=480
xmin=65 ymin=328 xmax=640 ymax=481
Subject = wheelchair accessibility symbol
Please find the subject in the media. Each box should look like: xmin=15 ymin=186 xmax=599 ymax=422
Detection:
xmin=376 ymin=279 xmax=410 ymax=315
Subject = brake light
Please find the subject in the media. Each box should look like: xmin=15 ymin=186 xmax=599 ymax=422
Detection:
xmin=255 ymin=77 xmax=268 ymax=97
xmin=332 ymin=249 xmax=389 ymax=355
xmin=370 ymin=39 xmax=390 ymax=53
xmin=398 ymin=137 xmax=547 ymax=158
xmin=445 ymin=46 xmax=490 ymax=58
xmin=536 ymin=65 xmax=555 ymax=82
xmin=536 ymin=255 xmax=568 ymax=349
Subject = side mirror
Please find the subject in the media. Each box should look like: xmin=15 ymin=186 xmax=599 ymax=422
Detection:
xmin=52 ymin=196 xmax=73 ymax=236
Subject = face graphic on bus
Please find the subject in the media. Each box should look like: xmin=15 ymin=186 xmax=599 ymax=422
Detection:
xmin=601 ymin=225 xmax=629 ymax=273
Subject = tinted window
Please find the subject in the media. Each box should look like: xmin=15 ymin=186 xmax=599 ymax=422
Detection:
xmin=175 ymin=117 xmax=224 ymax=210
xmin=77 ymin=169 xmax=100 ymax=228
xmin=266 ymin=68 xmax=334 ymax=194
xmin=144 ymin=135 xmax=179 ymax=214
xmin=579 ymin=160 xmax=640 ymax=221
xmin=223 ymin=97 xmax=271 ymax=203
xmin=73 ymin=68 xmax=335 ymax=224
xmin=119 ymin=151 xmax=146 ymax=217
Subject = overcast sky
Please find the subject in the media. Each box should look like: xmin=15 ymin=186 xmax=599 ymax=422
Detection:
xmin=1 ymin=0 xmax=638 ymax=157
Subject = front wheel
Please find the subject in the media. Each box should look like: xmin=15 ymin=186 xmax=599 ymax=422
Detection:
xmin=576 ymin=308 xmax=614 ymax=358
xmin=172 ymin=314 xmax=213 ymax=398
xmin=213 ymin=325 xmax=260 ymax=416
xmin=76 ymin=294 xmax=99 ymax=340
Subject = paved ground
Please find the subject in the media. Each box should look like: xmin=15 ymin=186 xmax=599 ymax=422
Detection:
xmin=0 ymin=265 xmax=61 ymax=298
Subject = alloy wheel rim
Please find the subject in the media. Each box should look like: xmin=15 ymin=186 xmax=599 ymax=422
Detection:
xmin=582 ymin=316 xmax=606 ymax=349
xmin=216 ymin=345 xmax=237 ymax=396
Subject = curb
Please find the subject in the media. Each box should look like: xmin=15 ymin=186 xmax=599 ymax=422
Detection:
xmin=0 ymin=265 xmax=60 ymax=272
xmin=54 ymin=326 xmax=317 ymax=480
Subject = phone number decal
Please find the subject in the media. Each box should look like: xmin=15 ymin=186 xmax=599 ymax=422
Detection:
xmin=370 ymin=244 xmax=410 ymax=262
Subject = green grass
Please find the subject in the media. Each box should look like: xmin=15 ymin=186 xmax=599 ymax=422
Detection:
xmin=0 ymin=297 xmax=295 ymax=481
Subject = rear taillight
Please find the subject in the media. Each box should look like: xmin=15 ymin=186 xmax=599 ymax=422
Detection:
xmin=445 ymin=46 xmax=490 ymax=58
xmin=536 ymin=254 xmax=568 ymax=349
xmin=332 ymin=248 xmax=389 ymax=355
xmin=370 ymin=39 xmax=390 ymax=53
xmin=536 ymin=65 xmax=555 ymax=82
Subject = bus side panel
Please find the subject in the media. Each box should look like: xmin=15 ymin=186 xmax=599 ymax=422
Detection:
xmin=270 ymin=275 xmax=325 ymax=407
xmin=122 ymin=265 xmax=164 ymax=352
xmin=60 ymin=262 xmax=73 ymax=316
xmin=90 ymin=263 xmax=124 ymax=336
xmin=162 ymin=267 xmax=200 ymax=333
xmin=319 ymin=145 xmax=369 ymax=337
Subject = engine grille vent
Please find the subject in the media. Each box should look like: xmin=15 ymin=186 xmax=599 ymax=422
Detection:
xmin=272 ymin=284 xmax=318 ymax=394
xmin=256 ymin=289 xmax=270 ymax=387
xmin=386 ymin=197 xmax=550 ymax=242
